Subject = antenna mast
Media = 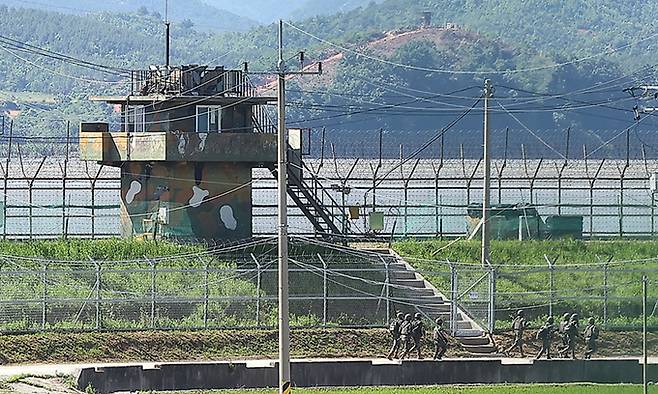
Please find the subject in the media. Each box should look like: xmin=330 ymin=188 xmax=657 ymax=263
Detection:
xmin=165 ymin=0 xmax=170 ymax=68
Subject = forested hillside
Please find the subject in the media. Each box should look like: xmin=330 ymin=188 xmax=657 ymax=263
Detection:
xmin=0 ymin=0 xmax=655 ymax=156
xmin=0 ymin=0 xmax=258 ymax=32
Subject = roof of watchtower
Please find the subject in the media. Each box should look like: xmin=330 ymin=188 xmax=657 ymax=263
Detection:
xmin=91 ymin=65 xmax=275 ymax=104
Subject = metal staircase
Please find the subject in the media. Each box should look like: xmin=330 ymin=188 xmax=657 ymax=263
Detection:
xmin=247 ymin=75 xmax=348 ymax=239
xmin=267 ymin=160 xmax=347 ymax=238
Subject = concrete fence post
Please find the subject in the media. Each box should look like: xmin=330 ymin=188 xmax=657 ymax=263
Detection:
xmin=41 ymin=262 xmax=47 ymax=330
xmin=95 ymin=261 xmax=101 ymax=331
xmin=543 ymin=255 xmax=555 ymax=318
xmin=385 ymin=259 xmax=390 ymax=325
xmin=256 ymin=260 xmax=262 ymax=327
xmin=604 ymin=260 xmax=610 ymax=327
xmin=322 ymin=258 xmax=328 ymax=327
xmin=450 ymin=265 xmax=457 ymax=336
xmin=204 ymin=259 xmax=209 ymax=328
xmin=150 ymin=259 xmax=156 ymax=329
xmin=488 ymin=265 xmax=496 ymax=333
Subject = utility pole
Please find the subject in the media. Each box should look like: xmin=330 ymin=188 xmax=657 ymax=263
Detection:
xmin=277 ymin=19 xmax=291 ymax=394
xmin=275 ymin=20 xmax=322 ymax=394
xmin=481 ymin=79 xmax=494 ymax=268
xmin=164 ymin=0 xmax=170 ymax=68
xmin=643 ymin=275 xmax=648 ymax=394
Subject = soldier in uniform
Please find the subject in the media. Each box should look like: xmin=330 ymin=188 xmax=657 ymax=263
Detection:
xmin=505 ymin=310 xmax=529 ymax=357
xmin=535 ymin=316 xmax=556 ymax=359
xmin=557 ymin=312 xmax=571 ymax=358
xmin=399 ymin=314 xmax=413 ymax=359
xmin=583 ymin=317 xmax=600 ymax=359
xmin=433 ymin=318 xmax=449 ymax=360
xmin=560 ymin=313 xmax=580 ymax=359
xmin=386 ymin=312 xmax=405 ymax=360
xmin=403 ymin=312 xmax=425 ymax=359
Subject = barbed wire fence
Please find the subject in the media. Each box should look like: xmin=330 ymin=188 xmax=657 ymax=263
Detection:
xmin=1 ymin=237 xmax=658 ymax=334
xmin=1 ymin=153 xmax=658 ymax=239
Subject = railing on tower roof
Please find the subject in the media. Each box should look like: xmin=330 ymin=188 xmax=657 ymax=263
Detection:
xmin=130 ymin=65 xmax=254 ymax=97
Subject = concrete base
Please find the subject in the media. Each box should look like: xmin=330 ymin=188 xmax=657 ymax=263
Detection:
xmin=76 ymin=358 xmax=658 ymax=393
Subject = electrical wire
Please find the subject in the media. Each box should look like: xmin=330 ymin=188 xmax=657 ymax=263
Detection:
xmin=284 ymin=21 xmax=658 ymax=75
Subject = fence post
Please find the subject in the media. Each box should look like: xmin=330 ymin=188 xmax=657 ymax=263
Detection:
xmin=602 ymin=257 xmax=611 ymax=328
xmin=204 ymin=258 xmax=209 ymax=328
xmin=61 ymin=122 xmax=70 ymax=238
xmin=322 ymin=257 xmax=328 ymax=327
xmin=250 ymin=253 xmax=262 ymax=327
xmin=383 ymin=259 xmax=391 ymax=324
xmin=434 ymin=168 xmax=439 ymax=237
xmin=150 ymin=258 xmax=156 ymax=329
xmin=41 ymin=262 xmax=47 ymax=330
xmin=651 ymin=193 xmax=656 ymax=238
xmin=450 ymin=264 xmax=457 ymax=336
xmin=95 ymin=260 xmax=101 ymax=331
xmin=488 ymin=265 xmax=496 ymax=333
xmin=544 ymin=255 xmax=555 ymax=318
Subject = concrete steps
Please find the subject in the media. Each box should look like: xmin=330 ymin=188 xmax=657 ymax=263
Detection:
xmin=383 ymin=250 xmax=498 ymax=355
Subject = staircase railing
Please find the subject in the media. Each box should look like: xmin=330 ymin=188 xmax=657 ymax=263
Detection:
xmin=245 ymin=75 xmax=348 ymax=237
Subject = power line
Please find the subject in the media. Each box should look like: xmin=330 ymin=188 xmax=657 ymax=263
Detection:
xmin=284 ymin=21 xmax=658 ymax=75
xmin=0 ymin=34 xmax=130 ymax=75
xmin=0 ymin=45 xmax=130 ymax=85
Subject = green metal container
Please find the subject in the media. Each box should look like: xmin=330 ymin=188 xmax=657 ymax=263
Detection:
xmin=544 ymin=215 xmax=583 ymax=239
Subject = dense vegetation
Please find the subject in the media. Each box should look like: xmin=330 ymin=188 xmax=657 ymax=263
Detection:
xmin=0 ymin=0 xmax=258 ymax=32
xmin=1 ymin=1 xmax=656 ymax=155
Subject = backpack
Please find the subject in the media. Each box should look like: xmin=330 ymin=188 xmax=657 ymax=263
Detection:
xmin=411 ymin=320 xmax=423 ymax=336
xmin=585 ymin=325 xmax=599 ymax=340
xmin=400 ymin=321 xmax=412 ymax=335
xmin=433 ymin=328 xmax=447 ymax=344
xmin=389 ymin=319 xmax=400 ymax=335
xmin=536 ymin=326 xmax=548 ymax=340
xmin=513 ymin=317 xmax=525 ymax=331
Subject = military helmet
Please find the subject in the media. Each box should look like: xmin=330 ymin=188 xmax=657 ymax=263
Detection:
xmin=414 ymin=312 xmax=422 ymax=319
xmin=435 ymin=318 xmax=444 ymax=325
xmin=570 ymin=313 xmax=579 ymax=321
xmin=397 ymin=312 xmax=404 ymax=319
xmin=588 ymin=317 xmax=595 ymax=324
xmin=547 ymin=316 xmax=554 ymax=324
xmin=517 ymin=309 xmax=524 ymax=316
xmin=562 ymin=312 xmax=570 ymax=320
xmin=405 ymin=313 xmax=412 ymax=321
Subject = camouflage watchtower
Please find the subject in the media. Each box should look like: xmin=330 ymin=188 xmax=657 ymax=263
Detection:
xmin=79 ymin=65 xmax=277 ymax=241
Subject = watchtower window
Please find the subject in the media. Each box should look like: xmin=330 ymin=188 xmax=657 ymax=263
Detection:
xmin=196 ymin=105 xmax=222 ymax=132
xmin=126 ymin=105 xmax=145 ymax=132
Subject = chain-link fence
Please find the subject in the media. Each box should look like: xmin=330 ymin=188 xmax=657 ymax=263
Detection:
xmin=0 ymin=244 xmax=427 ymax=332
xmin=2 ymin=237 xmax=658 ymax=335
xmin=492 ymin=260 xmax=658 ymax=330
xmin=3 ymin=155 xmax=658 ymax=240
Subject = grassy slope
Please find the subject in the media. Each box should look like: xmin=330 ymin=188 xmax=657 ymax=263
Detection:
xmin=393 ymin=239 xmax=658 ymax=264
xmin=393 ymin=240 xmax=658 ymax=326
xmin=0 ymin=329 xmax=656 ymax=364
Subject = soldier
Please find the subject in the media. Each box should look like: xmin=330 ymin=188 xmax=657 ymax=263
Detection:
xmin=560 ymin=313 xmax=580 ymax=359
xmin=386 ymin=312 xmax=404 ymax=360
xmin=399 ymin=314 xmax=413 ymax=359
xmin=403 ymin=312 xmax=425 ymax=359
xmin=557 ymin=312 xmax=571 ymax=358
xmin=433 ymin=318 xmax=449 ymax=360
xmin=583 ymin=317 xmax=600 ymax=359
xmin=535 ymin=316 xmax=555 ymax=359
xmin=505 ymin=310 xmax=528 ymax=357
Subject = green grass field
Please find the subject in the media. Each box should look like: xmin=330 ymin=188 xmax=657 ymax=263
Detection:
xmin=143 ymin=384 xmax=658 ymax=394
xmin=394 ymin=239 xmax=658 ymax=328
